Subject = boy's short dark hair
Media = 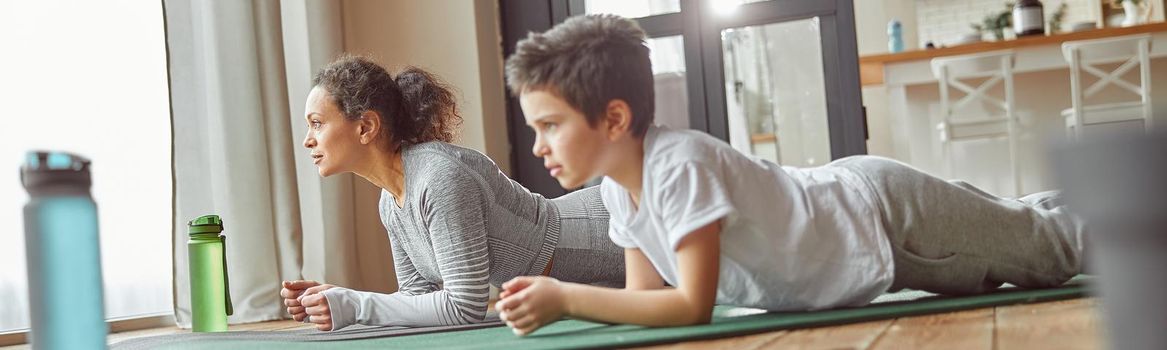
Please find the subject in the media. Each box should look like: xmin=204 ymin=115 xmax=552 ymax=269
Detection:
xmin=505 ymin=14 xmax=654 ymax=138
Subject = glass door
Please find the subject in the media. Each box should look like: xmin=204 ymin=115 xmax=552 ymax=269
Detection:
xmin=699 ymin=0 xmax=867 ymax=164
xmin=721 ymin=18 xmax=831 ymax=166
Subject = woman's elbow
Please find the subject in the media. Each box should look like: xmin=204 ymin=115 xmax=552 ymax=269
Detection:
xmin=449 ymin=305 xmax=490 ymax=325
xmin=450 ymin=314 xmax=487 ymax=325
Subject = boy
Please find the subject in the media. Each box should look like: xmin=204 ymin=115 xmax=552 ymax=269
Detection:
xmin=495 ymin=14 xmax=1086 ymax=336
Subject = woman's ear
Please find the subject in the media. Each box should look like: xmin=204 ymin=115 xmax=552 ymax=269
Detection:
xmin=358 ymin=110 xmax=381 ymax=145
xmin=603 ymin=99 xmax=633 ymax=141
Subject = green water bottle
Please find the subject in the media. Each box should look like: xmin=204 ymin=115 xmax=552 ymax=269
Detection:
xmin=187 ymin=215 xmax=232 ymax=332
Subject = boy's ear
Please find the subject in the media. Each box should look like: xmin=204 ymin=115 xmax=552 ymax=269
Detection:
xmin=358 ymin=110 xmax=381 ymax=145
xmin=602 ymin=99 xmax=633 ymax=141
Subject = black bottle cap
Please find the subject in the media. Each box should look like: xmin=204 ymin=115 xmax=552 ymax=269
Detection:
xmin=20 ymin=151 xmax=93 ymax=195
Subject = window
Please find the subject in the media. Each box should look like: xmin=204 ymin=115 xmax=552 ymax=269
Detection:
xmin=501 ymin=0 xmax=865 ymax=196
xmin=648 ymin=35 xmax=691 ymax=130
xmin=0 ymin=0 xmax=173 ymax=332
xmin=584 ymin=0 xmax=680 ymax=18
xmin=722 ymin=19 xmax=831 ymax=167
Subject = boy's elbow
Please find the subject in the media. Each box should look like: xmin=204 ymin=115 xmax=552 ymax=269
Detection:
xmin=690 ymin=309 xmax=713 ymax=325
xmin=677 ymin=303 xmax=713 ymax=326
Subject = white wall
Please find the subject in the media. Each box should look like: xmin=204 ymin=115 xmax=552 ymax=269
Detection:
xmin=855 ymin=0 xmax=920 ymax=55
xmin=282 ymin=0 xmax=397 ymax=295
xmin=913 ymin=0 xmax=1167 ymax=48
xmin=340 ymin=0 xmax=511 ymax=174
xmin=915 ymin=0 xmax=1095 ymax=47
xmin=276 ymin=0 xmax=512 ymax=297
xmin=855 ymin=0 xmax=921 ymax=157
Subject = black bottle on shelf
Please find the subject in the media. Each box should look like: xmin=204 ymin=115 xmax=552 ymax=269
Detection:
xmin=1013 ymin=0 xmax=1045 ymax=37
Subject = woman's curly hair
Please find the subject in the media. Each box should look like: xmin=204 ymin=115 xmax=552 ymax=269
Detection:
xmin=313 ymin=55 xmax=462 ymax=151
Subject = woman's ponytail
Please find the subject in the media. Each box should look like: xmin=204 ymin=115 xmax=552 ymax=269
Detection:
xmin=394 ymin=66 xmax=462 ymax=144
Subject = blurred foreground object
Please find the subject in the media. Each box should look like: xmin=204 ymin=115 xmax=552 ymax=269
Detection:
xmin=21 ymin=151 xmax=107 ymax=350
xmin=1053 ymin=131 xmax=1167 ymax=350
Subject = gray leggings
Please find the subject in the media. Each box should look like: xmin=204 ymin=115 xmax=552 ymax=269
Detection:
xmin=546 ymin=186 xmax=626 ymax=288
xmin=832 ymin=156 xmax=1087 ymax=295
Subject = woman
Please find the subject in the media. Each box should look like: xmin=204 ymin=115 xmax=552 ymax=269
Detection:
xmin=281 ymin=56 xmax=624 ymax=331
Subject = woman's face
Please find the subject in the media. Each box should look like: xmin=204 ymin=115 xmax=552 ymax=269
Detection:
xmin=302 ymin=86 xmax=365 ymax=177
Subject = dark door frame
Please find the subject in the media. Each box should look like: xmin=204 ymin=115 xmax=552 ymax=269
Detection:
xmin=499 ymin=0 xmax=572 ymax=198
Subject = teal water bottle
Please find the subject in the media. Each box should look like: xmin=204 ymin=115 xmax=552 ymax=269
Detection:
xmin=21 ymin=151 xmax=107 ymax=350
xmin=888 ymin=19 xmax=904 ymax=53
xmin=187 ymin=215 xmax=233 ymax=332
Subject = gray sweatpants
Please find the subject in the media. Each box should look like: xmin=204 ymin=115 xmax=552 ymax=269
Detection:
xmin=832 ymin=156 xmax=1087 ymax=295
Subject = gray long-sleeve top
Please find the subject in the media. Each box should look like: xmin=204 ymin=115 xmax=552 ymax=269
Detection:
xmin=322 ymin=142 xmax=623 ymax=329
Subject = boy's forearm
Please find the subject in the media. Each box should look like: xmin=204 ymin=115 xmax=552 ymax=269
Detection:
xmin=561 ymin=282 xmax=712 ymax=326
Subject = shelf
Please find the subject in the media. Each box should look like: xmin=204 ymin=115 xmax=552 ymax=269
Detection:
xmin=750 ymin=133 xmax=777 ymax=144
xmin=859 ymin=22 xmax=1167 ymax=86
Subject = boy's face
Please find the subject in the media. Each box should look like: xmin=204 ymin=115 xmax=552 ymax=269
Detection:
xmin=520 ymin=90 xmax=611 ymax=189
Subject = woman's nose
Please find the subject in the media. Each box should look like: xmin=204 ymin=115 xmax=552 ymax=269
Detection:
xmin=303 ymin=131 xmax=315 ymax=149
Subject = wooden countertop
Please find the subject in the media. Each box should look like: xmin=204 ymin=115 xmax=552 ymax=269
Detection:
xmin=859 ymin=22 xmax=1167 ymax=86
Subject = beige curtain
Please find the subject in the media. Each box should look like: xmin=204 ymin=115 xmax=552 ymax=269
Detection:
xmin=165 ymin=0 xmax=393 ymax=327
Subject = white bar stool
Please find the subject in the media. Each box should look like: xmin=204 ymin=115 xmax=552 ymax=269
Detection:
xmin=931 ymin=50 xmax=1022 ymax=196
xmin=1062 ymin=34 xmax=1153 ymax=140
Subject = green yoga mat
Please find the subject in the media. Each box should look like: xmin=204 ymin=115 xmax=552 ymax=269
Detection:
xmin=119 ymin=282 xmax=1088 ymax=350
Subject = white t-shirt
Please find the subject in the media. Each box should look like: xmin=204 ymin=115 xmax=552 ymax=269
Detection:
xmin=601 ymin=125 xmax=893 ymax=311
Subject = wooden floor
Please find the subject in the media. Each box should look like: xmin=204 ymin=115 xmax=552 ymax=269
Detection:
xmin=641 ymin=298 xmax=1106 ymax=350
xmin=0 ymin=298 xmax=1105 ymax=349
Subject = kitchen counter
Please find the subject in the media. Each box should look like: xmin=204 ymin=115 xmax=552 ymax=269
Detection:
xmin=860 ymin=22 xmax=1167 ymax=86
xmin=858 ymin=22 xmax=1167 ymax=198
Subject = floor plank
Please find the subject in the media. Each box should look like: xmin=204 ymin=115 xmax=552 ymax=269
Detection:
xmin=269 ymin=321 xmax=316 ymax=331
xmin=104 ymin=318 xmax=307 ymax=345
xmin=759 ymin=319 xmax=894 ymax=350
xmin=635 ymin=330 xmax=789 ymax=350
xmin=229 ymin=319 xmax=307 ymax=331
xmin=105 ymin=325 xmax=186 ymax=344
xmin=996 ymin=298 xmax=1106 ymax=350
xmin=868 ymin=308 xmax=995 ymax=350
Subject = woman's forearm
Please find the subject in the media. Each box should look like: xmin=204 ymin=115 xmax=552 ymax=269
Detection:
xmin=323 ymin=287 xmax=489 ymax=329
xmin=561 ymin=282 xmax=712 ymax=327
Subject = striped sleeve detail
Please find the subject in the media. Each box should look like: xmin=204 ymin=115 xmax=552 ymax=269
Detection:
xmin=327 ymin=178 xmax=493 ymax=329
xmin=423 ymin=174 xmax=493 ymax=325
xmin=381 ymin=192 xmax=437 ymax=296
xmin=392 ymin=243 xmax=437 ymax=295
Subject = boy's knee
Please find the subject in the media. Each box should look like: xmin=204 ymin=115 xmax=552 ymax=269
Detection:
xmin=892 ymin=250 xmax=999 ymax=295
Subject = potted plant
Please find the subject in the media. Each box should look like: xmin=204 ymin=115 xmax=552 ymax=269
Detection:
xmin=977 ymin=3 xmax=1015 ymax=41
xmin=1048 ymin=2 xmax=1069 ymax=34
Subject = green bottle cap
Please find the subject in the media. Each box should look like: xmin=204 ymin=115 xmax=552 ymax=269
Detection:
xmin=188 ymin=215 xmax=224 ymax=235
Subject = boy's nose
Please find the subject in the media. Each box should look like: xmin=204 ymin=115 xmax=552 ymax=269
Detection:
xmin=531 ymin=137 xmax=548 ymax=158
